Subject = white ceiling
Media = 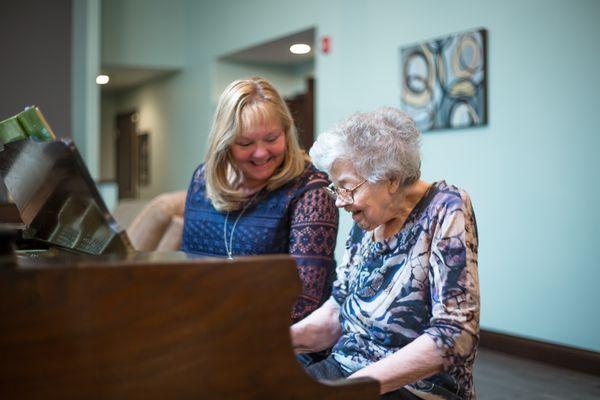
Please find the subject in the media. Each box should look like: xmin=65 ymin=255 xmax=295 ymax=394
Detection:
xmin=100 ymin=28 xmax=315 ymax=93
xmin=100 ymin=66 xmax=176 ymax=94
xmin=221 ymin=28 xmax=315 ymax=66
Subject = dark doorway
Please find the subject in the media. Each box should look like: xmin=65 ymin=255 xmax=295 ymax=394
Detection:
xmin=286 ymin=77 xmax=314 ymax=151
xmin=115 ymin=111 xmax=138 ymax=199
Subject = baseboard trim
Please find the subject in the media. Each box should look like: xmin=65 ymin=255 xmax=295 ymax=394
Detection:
xmin=479 ymin=329 xmax=600 ymax=377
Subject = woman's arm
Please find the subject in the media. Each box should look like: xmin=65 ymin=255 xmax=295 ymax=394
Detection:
xmin=424 ymin=192 xmax=480 ymax=381
xmin=290 ymin=297 xmax=342 ymax=354
xmin=289 ymin=187 xmax=338 ymax=321
xmin=348 ymin=334 xmax=443 ymax=394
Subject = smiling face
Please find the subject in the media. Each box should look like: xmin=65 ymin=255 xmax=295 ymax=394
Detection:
xmin=230 ymin=107 xmax=286 ymax=191
xmin=330 ymin=160 xmax=398 ymax=231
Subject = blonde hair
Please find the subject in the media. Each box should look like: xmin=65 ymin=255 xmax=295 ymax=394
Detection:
xmin=204 ymin=77 xmax=307 ymax=211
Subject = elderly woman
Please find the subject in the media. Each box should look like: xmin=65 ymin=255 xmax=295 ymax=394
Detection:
xmin=181 ymin=77 xmax=338 ymax=322
xmin=291 ymin=107 xmax=479 ymax=399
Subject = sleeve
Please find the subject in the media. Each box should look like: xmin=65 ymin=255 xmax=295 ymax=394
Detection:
xmin=289 ymin=187 xmax=339 ymax=322
xmin=424 ymin=192 xmax=480 ymax=374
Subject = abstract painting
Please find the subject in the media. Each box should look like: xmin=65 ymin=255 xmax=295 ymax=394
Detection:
xmin=400 ymin=28 xmax=487 ymax=132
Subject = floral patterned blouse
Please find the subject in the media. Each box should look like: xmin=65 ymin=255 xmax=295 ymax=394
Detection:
xmin=331 ymin=181 xmax=480 ymax=399
xmin=181 ymin=162 xmax=339 ymax=322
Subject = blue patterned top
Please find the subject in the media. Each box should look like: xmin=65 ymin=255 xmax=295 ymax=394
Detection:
xmin=181 ymin=162 xmax=339 ymax=321
xmin=331 ymin=181 xmax=480 ymax=400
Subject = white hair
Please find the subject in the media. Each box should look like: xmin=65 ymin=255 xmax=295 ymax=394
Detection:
xmin=310 ymin=107 xmax=421 ymax=185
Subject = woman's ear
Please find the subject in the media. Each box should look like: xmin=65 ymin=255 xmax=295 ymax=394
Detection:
xmin=388 ymin=179 xmax=401 ymax=194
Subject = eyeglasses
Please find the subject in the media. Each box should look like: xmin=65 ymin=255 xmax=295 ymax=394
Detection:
xmin=324 ymin=179 xmax=367 ymax=205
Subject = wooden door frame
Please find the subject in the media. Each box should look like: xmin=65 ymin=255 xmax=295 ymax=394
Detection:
xmin=115 ymin=111 xmax=139 ymax=200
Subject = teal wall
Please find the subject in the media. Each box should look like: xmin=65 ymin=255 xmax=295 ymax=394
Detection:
xmin=100 ymin=0 xmax=600 ymax=352
xmin=72 ymin=0 xmax=101 ymax=179
xmin=101 ymin=0 xmax=186 ymax=68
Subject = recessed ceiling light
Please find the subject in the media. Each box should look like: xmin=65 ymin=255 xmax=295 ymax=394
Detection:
xmin=96 ymin=75 xmax=110 ymax=85
xmin=289 ymin=43 xmax=311 ymax=55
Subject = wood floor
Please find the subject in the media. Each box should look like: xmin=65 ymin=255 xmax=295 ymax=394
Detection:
xmin=474 ymin=349 xmax=600 ymax=399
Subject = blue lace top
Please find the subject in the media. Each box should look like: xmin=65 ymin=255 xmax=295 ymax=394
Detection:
xmin=331 ymin=181 xmax=480 ymax=399
xmin=181 ymin=162 xmax=339 ymax=321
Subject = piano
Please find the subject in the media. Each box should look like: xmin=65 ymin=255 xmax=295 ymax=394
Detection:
xmin=0 ymin=108 xmax=379 ymax=399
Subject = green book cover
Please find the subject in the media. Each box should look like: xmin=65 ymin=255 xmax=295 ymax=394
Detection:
xmin=0 ymin=116 xmax=27 ymax=146
xmin=17 ymin=107 xmax=56 ymax=141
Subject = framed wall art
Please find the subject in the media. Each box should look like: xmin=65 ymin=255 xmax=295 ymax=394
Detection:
xmin=400 ymin=28 xmax=488 ymax=132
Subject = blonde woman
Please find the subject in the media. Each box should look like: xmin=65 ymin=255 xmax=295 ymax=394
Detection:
xmin=181 ymin=77 xmax=338 ymax=322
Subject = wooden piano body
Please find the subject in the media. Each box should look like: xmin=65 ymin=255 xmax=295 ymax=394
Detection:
xmin=0 ymin=254 xmax=378 ymax=399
